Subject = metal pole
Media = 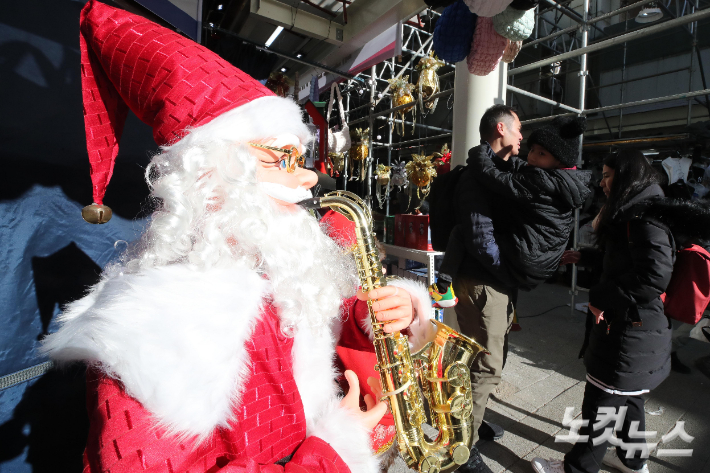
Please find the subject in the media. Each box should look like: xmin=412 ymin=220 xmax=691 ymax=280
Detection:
xmin=619 ymin=23 xmax=628 ymax=138
xmin=507 ymin=85 xmax=583 ymax=113
xmin=687 ymin=2 xmax=698 ymax=125
xmin=366 ymin=65 xmax=376 ymax=205
xmin=349 ymin=87 xmax=454 ymax=126
xmin=376 ymin=116 xmax=453 ymax=133
xmin=571 ymin=0 xmax=589 ymax=317
xmin=509 ymin=7 xmax=710 ymax=77
xmin=386 ymin=58 xmax=394 ymax=216
xmin=390 ymin=133 xmax=453 ymax=148
xmin=343 ymin=87 xmax=350 ymax=190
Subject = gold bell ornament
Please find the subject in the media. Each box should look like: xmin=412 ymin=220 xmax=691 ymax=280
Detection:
xmin=375 ymin=164 xmax=392 ymax=209
xmin=265 ymin=72 xmax=294 ymax=98
xmin=348 ymin=127 xmax=370 ymax=181
xmin=416 ymin=52 xmax=446 ymax=113
xmin=405 ymin=153 xmax=438 ymax=211
xmin=387 ymin=76 xmax=416 ymax=135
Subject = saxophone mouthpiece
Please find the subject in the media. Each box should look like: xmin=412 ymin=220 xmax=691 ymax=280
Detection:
xmin=297 ymin=197 xmax=323 ymax=210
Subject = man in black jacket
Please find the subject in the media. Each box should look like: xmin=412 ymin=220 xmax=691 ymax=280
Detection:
xmin=446 ymin=105 xmax=524 ymax=473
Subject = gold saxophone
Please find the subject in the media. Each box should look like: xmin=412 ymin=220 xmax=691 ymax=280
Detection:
xmin=299 ymin=191 xmax=489 ymax=473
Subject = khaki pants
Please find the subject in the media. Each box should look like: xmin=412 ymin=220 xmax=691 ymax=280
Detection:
xmin=453 ymin=275 xmax=515 ymax=443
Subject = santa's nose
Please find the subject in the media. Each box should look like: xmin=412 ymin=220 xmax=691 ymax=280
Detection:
xmin=294 ymin=167 xmax=318 ymax=189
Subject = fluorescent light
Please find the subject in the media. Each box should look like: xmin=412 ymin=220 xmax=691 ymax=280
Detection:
xmin=217 ymin=4 xmax=223 ymax=9
xmin=265 ymin=26 xmax=284 ymax=47
xmin=296 ymin=53 xmax=303 ymax=58
xmin=280 ymin=67 xmax=288 ymax=72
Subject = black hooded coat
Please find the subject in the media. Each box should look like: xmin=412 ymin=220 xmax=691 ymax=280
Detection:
xmin=581 ymin=185 xmax=710 ymax=391
xmin=459 ymin=146 xmax=592 ymax=290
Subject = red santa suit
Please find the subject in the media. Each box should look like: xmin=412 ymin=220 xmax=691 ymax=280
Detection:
xmin=41 ymin=3 xmax=435 ymax=471
xmin=42 ymin=261 xmax=433 ymax=473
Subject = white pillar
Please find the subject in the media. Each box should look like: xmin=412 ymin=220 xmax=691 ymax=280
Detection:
xmin=451 ymin=61 xmax=508 ymax=167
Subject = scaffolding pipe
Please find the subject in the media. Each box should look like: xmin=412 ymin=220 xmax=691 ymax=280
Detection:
xmin=509 ymin=7 xmax=710 ymax=76
xmin=348 ymin=87 xmax=454 ymax=126
xmin=389 ymin=133 xmax=452 ymax=148
xmin=587 ymin=87 xmax=710 ymax=113
xmin=507 ymin=85 xmax=583 ymax=113
xmin=374 ymin=36 xmax=433 ymax=107
xmin=523 ymin=25 xmax=578 ymax=50
xmin=587 ymin=0 xmax=657 ymax=24
xmin=367 ymin=65 xmax=376 ymax=201
xmin=376 ymin=116 xmax=453 ymax=133
xmin=587 ymin=67 xmax=690 ymax=90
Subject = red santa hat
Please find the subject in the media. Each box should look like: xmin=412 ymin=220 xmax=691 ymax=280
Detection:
xmin=79 ymin=0 xmax=309 ymax=223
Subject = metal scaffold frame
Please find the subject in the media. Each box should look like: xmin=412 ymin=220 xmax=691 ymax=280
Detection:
xmin=313 ymin=0 xmax=706 ymax=310
xmin=507 ymin=0 xmax=707 ymax=313
xmin=327 ymin=18 xmax=455 ymax=214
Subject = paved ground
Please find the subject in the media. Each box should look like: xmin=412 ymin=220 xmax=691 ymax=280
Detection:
xmin=389 ymin=282 xmax=710 ymax=473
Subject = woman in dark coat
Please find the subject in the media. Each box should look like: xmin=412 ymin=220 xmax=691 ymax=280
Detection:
xmin=532 ymin=150 xmax=674 ymax=473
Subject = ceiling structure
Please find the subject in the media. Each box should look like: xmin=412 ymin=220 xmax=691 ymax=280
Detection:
xmin=129 ymin=0 xmax=428 ymax=92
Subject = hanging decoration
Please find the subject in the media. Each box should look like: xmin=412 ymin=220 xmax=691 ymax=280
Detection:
xmin=387 ymin=76 xmax=416 ymax=135
xmin=433 ymin=143 xmax=452 ymax=174
xmin=391 ymin=160 xmax=409 ymax=191
xmin=265 ymin=72 xmax=293 ymax=98
xmin=348 ymin=127 xmax=369 ymax=181
xmin=502 ymin=40 xmax=523 ymax=63
xmin=416 ymin=52 xmax=446 ymax=113
xmin=375 ymin=164 xmax=392 ymax=209
xmin=326 ymin=152 xmax=345 ymax=177
xmin=405 ymin=153 xmax=438 ymax=210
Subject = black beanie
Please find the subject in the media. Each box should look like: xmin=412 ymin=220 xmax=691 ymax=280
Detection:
xmin=527 ymin=116 xmax=586 ymax=168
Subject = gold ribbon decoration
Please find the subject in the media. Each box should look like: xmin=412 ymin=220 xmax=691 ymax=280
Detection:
xmin=265 ymin=72 xmax=294 ymax=98
xmin=348 ymin=127 xmax=370 ymax=181
xmin=405 ymin=153 xmax=438 ymax=211
xmin=387 ymin=76 xmax=416 ymax=135
xmin=416 ymin=52 xmax=446 ymax=113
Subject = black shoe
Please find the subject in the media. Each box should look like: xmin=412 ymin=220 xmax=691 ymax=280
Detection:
xmin=457 ymin=446 xmax=493 ymax=473
xmin=478 ymin=421 xmax=504 ymax=441
xmin=671 ymin=352 xmax=691 ymax=374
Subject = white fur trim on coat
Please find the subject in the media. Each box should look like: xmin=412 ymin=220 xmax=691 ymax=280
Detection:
xmin=40 ymin=264 xmax=268 ymax=441
xmin=307 ymin=399 xmax=380 ymax=473
xmin=358 ymin=278 xmax=436 ymax=352
xmin=292 ymin=324 xmax=339 ymax=429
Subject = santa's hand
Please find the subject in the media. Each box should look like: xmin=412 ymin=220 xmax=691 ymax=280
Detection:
xmin=340 ymin=370 xmax=387 ymax=430
xmin=357 ymin=286 xmax=414 ymax=333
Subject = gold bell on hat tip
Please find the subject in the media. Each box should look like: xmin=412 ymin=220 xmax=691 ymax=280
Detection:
xmin=82 ymin=204 xmax=113 ymax=224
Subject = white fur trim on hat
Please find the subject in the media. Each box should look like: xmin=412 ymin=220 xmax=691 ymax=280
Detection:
xmin=179 ymin=96 xmax=312 ymax=149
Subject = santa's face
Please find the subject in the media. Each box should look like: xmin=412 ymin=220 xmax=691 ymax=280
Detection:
xmin=251 ymin=136 xmax=318 ymax=210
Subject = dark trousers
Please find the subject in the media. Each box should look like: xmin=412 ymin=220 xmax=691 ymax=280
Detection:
xmin=564 ymin=382 xmax=647 ymax=473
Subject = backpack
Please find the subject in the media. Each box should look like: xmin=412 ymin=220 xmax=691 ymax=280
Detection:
xmin=661 ymin=244 xmax=710 ymax=325
xmin=428 ymin=165 xmax=467 ymax=251
xmin=628 ymin=222 xmax=710 ymax=324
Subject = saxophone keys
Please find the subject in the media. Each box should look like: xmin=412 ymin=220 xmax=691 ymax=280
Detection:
xmin=450 ymin=443 xmax=471 ymax=465
xmin=419 ymin=455 xmax=441 ymax=473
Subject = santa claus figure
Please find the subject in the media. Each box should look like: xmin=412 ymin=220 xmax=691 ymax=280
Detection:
xmin=40 ymin=2 xmax=434 ymax=472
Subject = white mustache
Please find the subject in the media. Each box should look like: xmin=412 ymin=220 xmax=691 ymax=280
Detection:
xmin=259 ymin=182 xmax=313 ymax=204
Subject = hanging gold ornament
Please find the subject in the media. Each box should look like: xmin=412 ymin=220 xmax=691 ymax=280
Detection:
xmin=387 ymin=76 xmax=416 ymax=135
xmin=265 ymin=72 xmax=294 ymax=98
xmin=348 ymin=127 xmax=370 ymax=181
xmin=405 ymin=153 xmax=438 ymax=211
xmin=327 ymin=152 xmax=345 ymax=177
xmin=375 ymin=164 xmax=392 ymax=209
xmin=416 ymin=52 xmax=446 ymax=113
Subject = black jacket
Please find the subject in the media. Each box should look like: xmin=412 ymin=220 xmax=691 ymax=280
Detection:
xmin=582 ymin=184 xmax=675 ymax=391
xmin=453 ymin=144 xmax=518 ymax=289
xmin=466 ymin=146 xmax=591 ymax=290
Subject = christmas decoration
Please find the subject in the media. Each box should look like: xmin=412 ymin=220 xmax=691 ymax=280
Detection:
xmin=348 ymin=127 xmax=370 ymax=181
xmin=387 ymin=76 xmax=416 ymax=135
xmin=391 ymin=160 xmax=409 ymax=191
xmin=326 ymin=152 xmax=345 ymax=177
xmin=433 ymin=143 xmax=452 ymax=174
xmin=375 ymin=164 xmax=392 ymax=209
xmin=405 ymin=153 xmax=439 ymax=210
xmin=416 ymin=52 xmax=446 ymax=113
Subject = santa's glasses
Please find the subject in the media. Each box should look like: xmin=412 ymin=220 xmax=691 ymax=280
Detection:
xmin=248 ymin=143 xmax=305 ymax=173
